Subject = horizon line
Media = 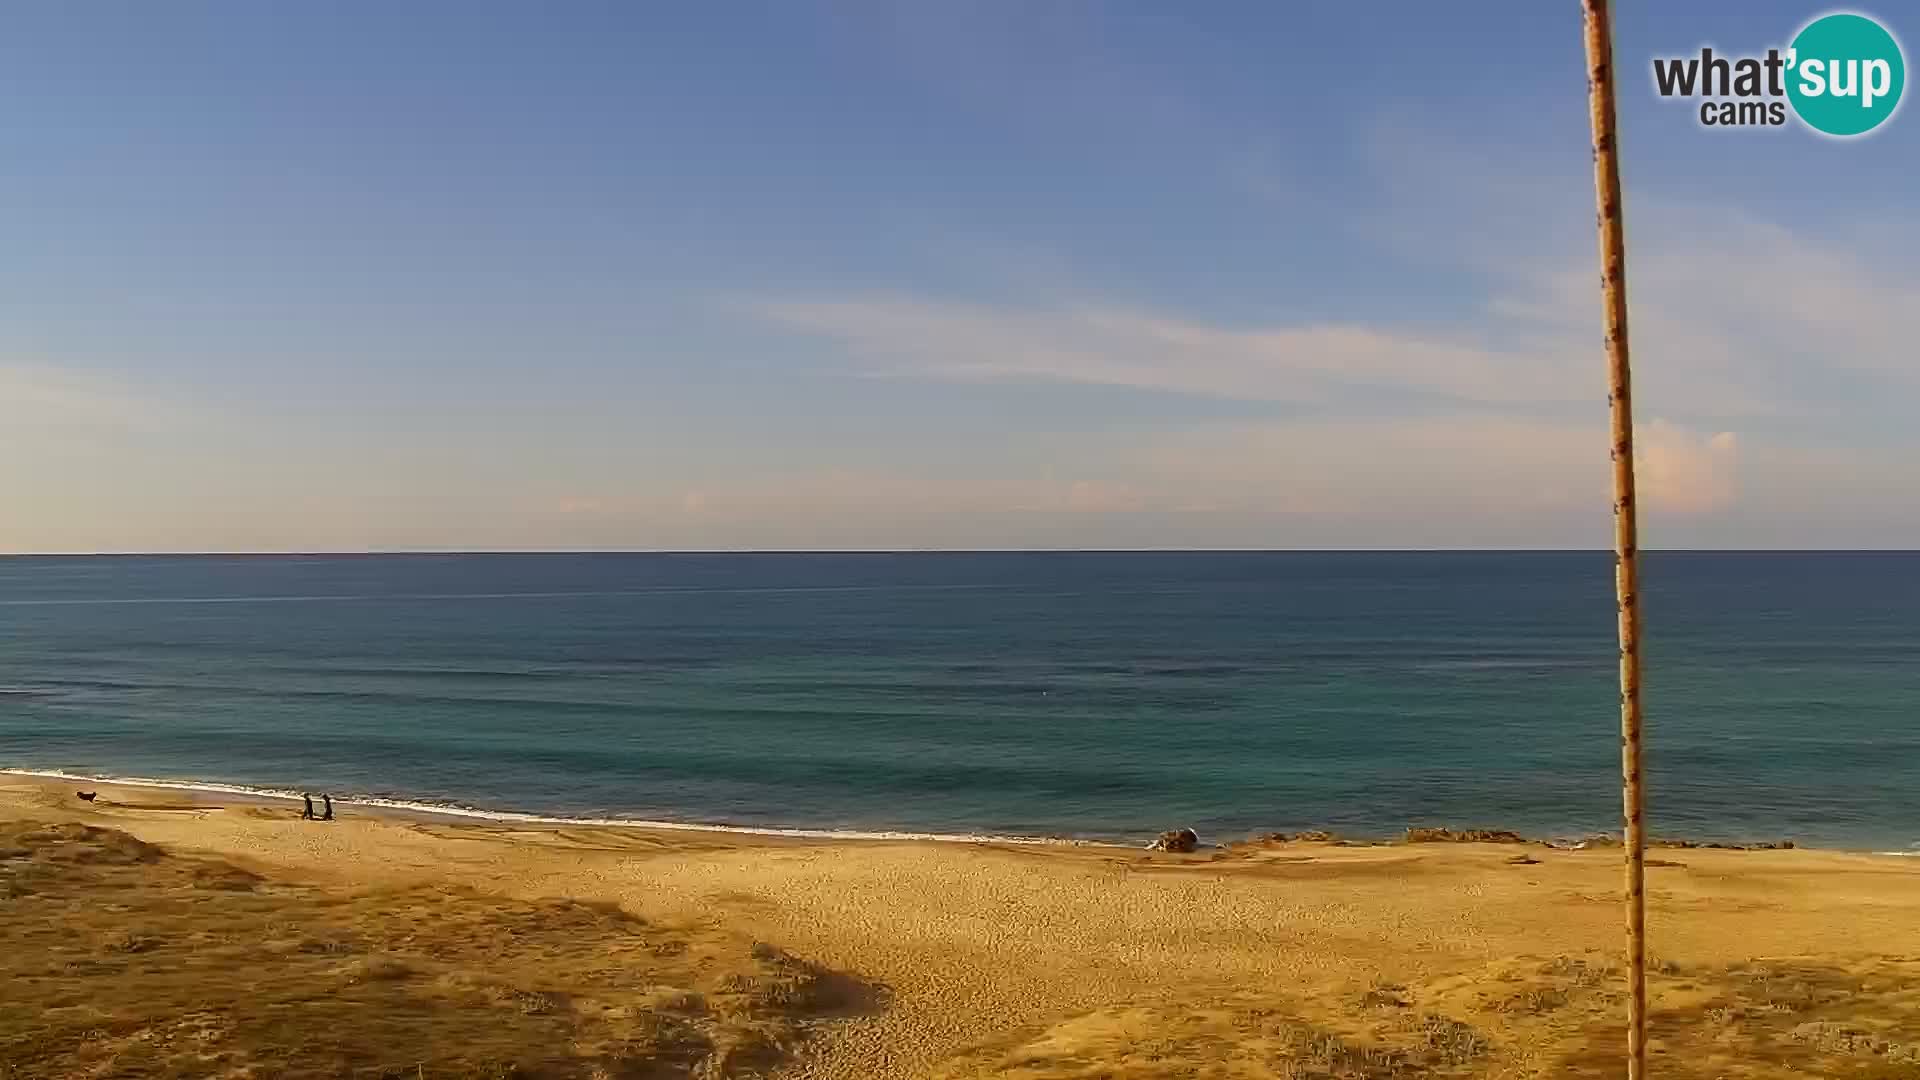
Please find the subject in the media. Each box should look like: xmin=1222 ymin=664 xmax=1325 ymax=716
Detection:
xmin=4 ymin=547 xmax=1919 ymax=558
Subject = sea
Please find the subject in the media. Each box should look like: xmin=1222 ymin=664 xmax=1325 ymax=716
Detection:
xmin=2 ymin=552 xmax=1917 ymax=851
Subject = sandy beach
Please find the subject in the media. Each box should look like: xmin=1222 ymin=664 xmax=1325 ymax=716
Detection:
xmin=8 ymin=775 xmax=1920 ymax=1078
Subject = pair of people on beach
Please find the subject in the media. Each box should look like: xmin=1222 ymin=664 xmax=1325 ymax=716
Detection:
xmin=300 ymin=793 xmax=333 ymax=821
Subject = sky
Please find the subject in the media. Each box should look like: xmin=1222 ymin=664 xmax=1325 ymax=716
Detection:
xmin=4 ymin=1 xmax=1916 ymax=552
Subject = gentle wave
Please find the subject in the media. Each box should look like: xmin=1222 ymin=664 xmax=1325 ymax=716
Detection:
xmin=0 ymin=582 xmax=1037 ymax=607
xmin=0 ymin=768 xmax=1089 ymax=846
xmin=1410 ymin=658 xmax=1602 ymax=672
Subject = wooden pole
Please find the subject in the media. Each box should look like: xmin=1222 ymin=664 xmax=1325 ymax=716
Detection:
xmin=1580 ymin=1 xmax=1647 ymax=1076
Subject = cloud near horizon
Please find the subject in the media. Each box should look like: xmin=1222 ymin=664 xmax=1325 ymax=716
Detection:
xmin=510 ymin=413 xmax=1738 ymax=550
xmin=1639 ymin=424 xmax=1739 ymax=515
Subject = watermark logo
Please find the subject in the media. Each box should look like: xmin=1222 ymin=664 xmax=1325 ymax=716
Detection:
xmin=1651 ymin=11 xmax=1905 ymax=137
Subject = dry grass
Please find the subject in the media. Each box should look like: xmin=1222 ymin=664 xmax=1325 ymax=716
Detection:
xmin=922 ymin=998 xmax=1493 ymax=1079
xmin=0 ymin=820 xmax=879 ymax=1079
xmin=927 ymin=951 xmax=1920 ymax=1079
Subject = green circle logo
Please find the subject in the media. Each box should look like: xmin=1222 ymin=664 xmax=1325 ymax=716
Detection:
xmin=1787 ymin=13 xmax=1906 ymax=137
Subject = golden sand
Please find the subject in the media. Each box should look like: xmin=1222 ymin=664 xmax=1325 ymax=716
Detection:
xmin=7 ymin=776 xmax=1920 ymax=1078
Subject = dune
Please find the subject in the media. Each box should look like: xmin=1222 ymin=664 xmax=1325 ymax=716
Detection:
xmin=2 ymin=818 xmax=876 ymax=1078
xmin=5 ymin=776 xmax=1920 ymax=1078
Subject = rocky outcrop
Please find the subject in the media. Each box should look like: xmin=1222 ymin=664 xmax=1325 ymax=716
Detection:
xmin=1652 ymin=837 xmax=1795 ymax=851
xmin=1404 ymin=827 xmax=1528 ymax=844
xmin=1252 ymin=830 xmax=1336 ymax=844
xmin=1147 ymin=828 xmax=1201 ymax=853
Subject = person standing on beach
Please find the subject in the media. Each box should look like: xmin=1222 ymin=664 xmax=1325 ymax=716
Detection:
xmin=301 ymin=793 xmax=315 ymax=820
xmin=321 ymin=794 xmax=333 ymax=821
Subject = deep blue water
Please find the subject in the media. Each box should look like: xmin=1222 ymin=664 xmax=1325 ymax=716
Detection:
xmin=2 ymin=552 xmax=1917 ymax=849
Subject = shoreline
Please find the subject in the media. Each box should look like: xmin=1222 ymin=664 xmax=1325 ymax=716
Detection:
xmin=9 ymin=765 xmax=1908 ymax=857
xmin=0 ymin=767 xmax=1093 ymax=847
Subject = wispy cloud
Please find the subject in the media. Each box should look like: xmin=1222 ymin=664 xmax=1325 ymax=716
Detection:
xmin=0 ymin=363 xmax=188 ymax=438
xmin=755 ymin=296 xmax=1586 ymax=408
xmin=752 ymin=191 xmax=1920 ymax=434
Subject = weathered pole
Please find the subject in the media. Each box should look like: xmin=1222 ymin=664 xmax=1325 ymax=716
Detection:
xmin=1580 ymin=1 xmax=1648 ymax=1076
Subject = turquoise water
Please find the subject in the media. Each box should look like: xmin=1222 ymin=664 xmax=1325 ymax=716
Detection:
xmin=2 ymin=552 xmax=1917 ymax=849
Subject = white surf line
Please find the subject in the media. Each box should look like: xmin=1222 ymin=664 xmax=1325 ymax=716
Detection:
xmin=0 ymin=582 xmax=1038 ymax=607
xmin=0 ymin=768 xmax=1089 ymax=846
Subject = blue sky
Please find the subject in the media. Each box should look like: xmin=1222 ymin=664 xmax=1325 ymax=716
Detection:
xmin=4 ymin=1 xmax=1915 ymax=551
